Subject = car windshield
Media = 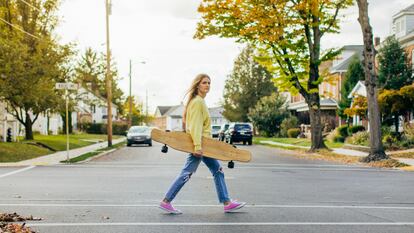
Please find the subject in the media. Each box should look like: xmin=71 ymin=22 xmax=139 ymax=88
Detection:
xmin=221 ymin=124 xmax=229 ymax=130
xmin=212 ymin=126 xmax=221 ymax=130
xmin=129 ymin=127 xmax=149 ymax=134
xmin=235 ymin=124 xmax=251 ymax=131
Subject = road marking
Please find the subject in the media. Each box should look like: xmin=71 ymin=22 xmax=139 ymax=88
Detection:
xmin=51 ymin=164 xmax=395 ymax=172
xmin=0 ymin=166 xmax=35 ymax=178
xmin=2 ymin=203 xmax=414 ymax=210
xmin=27 ymin=222 xmax=414 ymax=227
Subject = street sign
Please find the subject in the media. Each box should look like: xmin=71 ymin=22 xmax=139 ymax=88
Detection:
xmin=55 ymin=82 xmax=79 ymax=90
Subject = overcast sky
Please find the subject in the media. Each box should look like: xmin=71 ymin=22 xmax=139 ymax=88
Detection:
xmin=56 ymin=0 xmax=413 ymax=113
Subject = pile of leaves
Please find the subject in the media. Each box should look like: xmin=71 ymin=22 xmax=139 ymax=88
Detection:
xmin=0 ymin=213 xmax=41 ymax=233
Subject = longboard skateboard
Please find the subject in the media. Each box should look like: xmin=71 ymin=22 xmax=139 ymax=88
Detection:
xmin=151 ymin=129 xmax=252 ymax=167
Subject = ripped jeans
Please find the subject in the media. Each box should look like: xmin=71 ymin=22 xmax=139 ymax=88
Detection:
xmin=164 ymin=154 xmax=230 ymax=203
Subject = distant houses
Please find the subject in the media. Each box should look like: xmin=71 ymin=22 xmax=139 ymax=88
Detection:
xmin=0 ymin=87 xmax=118 ymax=141
xmin=152 ymin=104 xmax=229 ymax=131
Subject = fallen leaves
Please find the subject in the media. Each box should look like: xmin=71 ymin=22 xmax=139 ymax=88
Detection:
xmin=0 ymin=213 xmax=41 ymax=233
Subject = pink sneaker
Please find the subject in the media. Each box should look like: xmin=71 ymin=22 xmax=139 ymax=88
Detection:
xmin=159 ymin=201 xmax=182 ymax=214
xmin=224 ymin=200 xmax=246 ymax=213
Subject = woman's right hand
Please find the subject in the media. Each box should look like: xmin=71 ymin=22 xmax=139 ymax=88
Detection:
xmin=193 ymin=150 xmax=203 ymax=157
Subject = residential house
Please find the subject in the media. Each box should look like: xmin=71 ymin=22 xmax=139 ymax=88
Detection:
xmin=74 ymin=87 xmax=118 ymax=126
xmin=287 ymin=45 xmax=364 ymax=132
xmin=0 ymin=87 xmax=118 ymax=139
xmin=152 ymin=104 xmax=229 ymax=131
xmin=347 ymin=4 xmax=414 ymax=128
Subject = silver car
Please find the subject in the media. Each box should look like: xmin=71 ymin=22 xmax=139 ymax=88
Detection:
xmin=127 ymin=126 xmax=152 ymax=147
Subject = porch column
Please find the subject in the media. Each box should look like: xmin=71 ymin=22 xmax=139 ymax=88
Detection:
xmin=2 ymin=120 xmax=6 ymax=142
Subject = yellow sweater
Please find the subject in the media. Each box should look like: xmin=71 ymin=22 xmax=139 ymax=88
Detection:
xmin=185 ymin=95 xmax=211 ymax=151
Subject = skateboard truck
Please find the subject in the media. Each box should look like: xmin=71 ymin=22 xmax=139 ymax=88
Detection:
xmin=227 ymin=160 xmax=234 ymax=169
xmin=161 ymin=144 xmax=168 ymax=153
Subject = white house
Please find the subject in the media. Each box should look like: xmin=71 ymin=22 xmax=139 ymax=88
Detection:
xmin=153 ymin=105 xmax=229 ymax=131
xmin=0 ymin=87 xmax=119 ymax=140
xmin=74 ymin=87 xmax=118 ymax=126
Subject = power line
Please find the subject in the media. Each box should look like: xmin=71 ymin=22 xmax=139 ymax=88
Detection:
xmin=0 ymin=17 xmax=40 ymax=40
xmin=17 ymin=0 xmax=41 ymax=12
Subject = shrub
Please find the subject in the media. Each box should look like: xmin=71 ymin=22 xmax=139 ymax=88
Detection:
xmin=337 ymin=125 xmax=349 ymax=138
xmin=346 ymin=131 xmax=369 ymax=146
xmin=280 ymin=116 xmax=298 ymax=137
xmin=403 ymin=123 xmax=414 ymax=141
xmin=78 ymin=122 xmax=128 ymax=135
xmin=333 ymin=135 xmax=345 ymax=143
xmin=348 ymin=125 xmax=365 ymax=135
xmin=287 ymin=128 xmax=300 ymax=138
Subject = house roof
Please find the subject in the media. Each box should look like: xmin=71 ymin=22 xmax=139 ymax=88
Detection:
xmin=164 ymin=105 xmax=185 ymax=118
xmin=394 ymin=4 xmax=414 ymax=17
xmin=348 ymin=81 xmax=366 ymax=99
xmin=208 ymin=107 xmax=225 ymax=118
xmin=330 ymin=45 xmax=364 ymax=73
xmin=157 ymin=106 xmax=173 ymax=116
xmin=288 ymin=98 xmax=338 ymax=112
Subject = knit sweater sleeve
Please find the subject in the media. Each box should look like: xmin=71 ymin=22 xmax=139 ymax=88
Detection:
xmin=187 ymin=99 xmax=204 ymax=151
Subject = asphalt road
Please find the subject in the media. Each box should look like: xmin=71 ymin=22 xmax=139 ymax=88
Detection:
xmin=0 ymin=142 xmax=414 ymax=233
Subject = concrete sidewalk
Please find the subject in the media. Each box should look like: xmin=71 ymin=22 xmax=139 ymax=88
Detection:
xmin=259 ymin=140 xmax=414 ymax=166
xmin=0 ymin=138 xmax=125 ymax=167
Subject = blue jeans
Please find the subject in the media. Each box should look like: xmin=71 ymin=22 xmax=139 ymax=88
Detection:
xmin=165 ymin=154 xmax=230 ymax=203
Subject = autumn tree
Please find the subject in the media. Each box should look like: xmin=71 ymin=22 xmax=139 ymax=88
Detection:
xmin=0 ymin=0 xmax=71 ymax=139
xmin=222 ymin=45 xmax=277 ymax=122
xmin=195 ymin=0 xmax=353 ymax=151
xmin=356 ymin=0 xmax=388 ymax=161
xmin=122 ymin=96 xmax=146 ymax=126
xmin=344 ymin=95 xmax=368 ymax=120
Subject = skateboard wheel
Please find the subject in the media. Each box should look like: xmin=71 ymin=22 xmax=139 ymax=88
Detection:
xmin=228 ymin=160 xmax=234 ymax=169
xmin=161 ymin=145 xmax=168 ymax=153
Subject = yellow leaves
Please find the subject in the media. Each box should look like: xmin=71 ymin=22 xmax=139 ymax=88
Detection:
xmin=345 ymin=95 xmax=367 ymax=117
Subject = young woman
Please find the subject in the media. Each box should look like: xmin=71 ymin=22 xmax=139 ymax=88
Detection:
xmin=159 ymin=74 xmax=246 ymax=214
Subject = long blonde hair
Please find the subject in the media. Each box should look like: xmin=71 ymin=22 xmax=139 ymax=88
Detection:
xmin=182 ymin=74 xmax=211 ymax=129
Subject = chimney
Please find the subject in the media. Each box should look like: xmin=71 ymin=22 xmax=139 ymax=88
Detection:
xmin=374 ymin=37 xmax=381 ymax=46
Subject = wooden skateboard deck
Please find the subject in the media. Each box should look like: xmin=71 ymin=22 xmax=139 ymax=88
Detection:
xmin=151 ymin=129 xmax=251 ymax=163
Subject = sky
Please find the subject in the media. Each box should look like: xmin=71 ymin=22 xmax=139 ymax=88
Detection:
xmin=55 ymin=0 xmax=413 ymax=114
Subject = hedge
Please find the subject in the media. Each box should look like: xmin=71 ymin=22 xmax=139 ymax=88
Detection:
xmin=79 ymin=122 xmax=128 ymax=135
xmin=287 ymin=128 xmax=301 ymax=138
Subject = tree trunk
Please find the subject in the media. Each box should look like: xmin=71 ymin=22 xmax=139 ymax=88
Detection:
xmin=24 ymin=113 xmax=34 ymax=140
xmin=357 ymin=0 xmax=388 ymax=162
xmin=394 ymin=114 xmax=399 ymax=133
xmin=61 ymin=112 xmax=73 ymax=135
xmin=307 ymin=93 xmax=327 ymax=151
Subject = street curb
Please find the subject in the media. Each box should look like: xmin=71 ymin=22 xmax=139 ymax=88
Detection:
xmin=78 ymin=148 xmax=118 ymax=164
xmin=257 ymin=141 xmax=414 ymax=170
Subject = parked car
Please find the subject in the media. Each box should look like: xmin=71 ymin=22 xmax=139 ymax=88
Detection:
xmin=211 ymin=125 xmax=221 ymax=138
xmin=127 ymin=126 xmax=152 ymax=147
xmin=225 ymin=122 xmax=253 ymax=145
xmin=218 ymin=123 xmax=230 ymax=141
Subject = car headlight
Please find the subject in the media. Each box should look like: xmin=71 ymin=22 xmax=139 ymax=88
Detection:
xmin=146 ymin=136 xmax=151 ymax=139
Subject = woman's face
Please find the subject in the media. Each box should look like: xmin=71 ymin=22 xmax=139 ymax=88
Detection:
xmin=198 ymin=77 xmax=211 ymax=95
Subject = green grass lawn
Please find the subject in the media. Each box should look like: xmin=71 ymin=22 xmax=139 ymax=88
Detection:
xmin=23 ymin=134 xmax=122 ymax=151
xmin=1 ymin=134 xmax=123 ymax=163
xmin=0 ymin=142 xmax=51 ymax=162
xmin=254 ymin=137 xmax=344 ymax=149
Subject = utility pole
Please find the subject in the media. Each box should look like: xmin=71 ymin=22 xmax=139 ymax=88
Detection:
xmin=128 ymin=60 xmax=132 ymax=129
xmin=146 ymin=89 xmax=148 ymax=118
xmin=105 ymin=0 xmax=112 ymax=147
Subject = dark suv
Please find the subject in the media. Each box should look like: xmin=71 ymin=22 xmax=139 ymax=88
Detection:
xmin=225 ymin=123 xmax=253 ymax=145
